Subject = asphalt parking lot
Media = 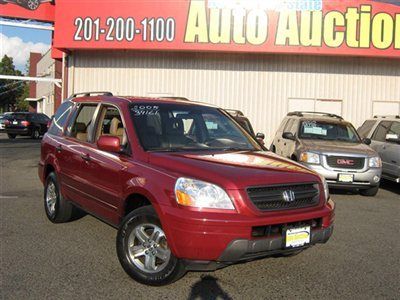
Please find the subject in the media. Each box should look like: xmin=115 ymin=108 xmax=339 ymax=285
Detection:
xmin=1 ymin=133 xmax=399 ymax=300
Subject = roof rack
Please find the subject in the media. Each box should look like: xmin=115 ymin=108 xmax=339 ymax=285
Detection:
xmin=225 ymin=109 xmax=245 ymax=117
xmin=71 ymin=91 xmax=113 ymax=98
xmin=373 ymin=115 xmax=400 ymax=119
xmin=287 ymin=111 xmax=343 ymax=120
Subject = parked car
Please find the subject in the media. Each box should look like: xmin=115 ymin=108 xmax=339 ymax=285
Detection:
xmin=5 ymin=112 xmax=50 ymax=139
xmin=0 ymin=0 xmax=52 ymax=10
xmin=39 ymin=93 xmax=334 ymax=286
xmin=225 ymin=109 xmax=265 ymax=144
xmin=271 ymin=112 xmax=382 ymax=196
xmin=358 ymin=116 xmax=400 ymax=183
xmin=0 ymin=114 xmax=12 ymax=132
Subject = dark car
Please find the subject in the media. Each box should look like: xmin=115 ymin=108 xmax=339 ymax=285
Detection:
xmin=5 ymin=112 xmax=50 ymax=139
xmin=0 ymin=0 xmax=52 ymax=10
xmin=225 ymin=109 xmax=265 ymax=144
xmin=39 ymin=92 xmax=334 ymax=286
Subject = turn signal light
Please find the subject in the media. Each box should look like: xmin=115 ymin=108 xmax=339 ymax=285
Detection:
xmin=176 ymin=190 xmax=194 ymax=206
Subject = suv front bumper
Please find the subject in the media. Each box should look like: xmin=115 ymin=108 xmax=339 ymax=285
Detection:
xmin=183 ymin=225 xmax=333 ymax=271
xmin=301 ymin=163 xmax=381 ymax=189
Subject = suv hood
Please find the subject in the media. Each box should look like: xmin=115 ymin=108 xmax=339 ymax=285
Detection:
xmin=149 ymin=151 xmax=320 ymax=190
xmin=300 ymin=140 xmax=377 ymax=157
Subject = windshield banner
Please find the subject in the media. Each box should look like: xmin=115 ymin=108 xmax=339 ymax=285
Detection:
xmin=40 ymin=0 xmax=400 ymax=57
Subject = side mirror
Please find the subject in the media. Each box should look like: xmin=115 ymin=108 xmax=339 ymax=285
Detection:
xmin=362 ymin=138 xmax=371 ymax=145
xmin=386 ymin=134 xmax=400 ymax=144
xmin=256 ymin=132 xmax=265 ymax=144
xmin=282 ymin=132 xmax=295 ymax=141
xmin=97 ymin=136 xmax=121 ymax=153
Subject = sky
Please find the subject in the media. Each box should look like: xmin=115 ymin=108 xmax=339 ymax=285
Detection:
xmin=0 ymin=21 xmax=52 ymax=73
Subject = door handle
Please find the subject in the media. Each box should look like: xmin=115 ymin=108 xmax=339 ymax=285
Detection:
xmin=56 ymin=145 xmax=62 ymax=153
xmin=80 ymin=154 xmax=91 ymax=162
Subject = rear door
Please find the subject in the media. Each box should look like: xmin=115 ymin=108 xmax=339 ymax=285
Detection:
xmin=56 ymin=103 xmax=99 ymax=209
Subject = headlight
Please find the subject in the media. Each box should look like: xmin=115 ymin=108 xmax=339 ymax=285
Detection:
xmin=299 ymin=152 xmax=320 ymax=164
xmin=322 ymin=177 xmax=330 ymax=202
xmin=369 ymin=157 xmax=382 ymax=168
xmin=174 ymin=178 xmax=235 ymax=210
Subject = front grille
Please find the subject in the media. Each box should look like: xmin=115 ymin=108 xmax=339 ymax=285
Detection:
xmin=326 ymin=156 xmax=365 ymax=169
xmin=247 ymin=183 xmax=320 ymax=211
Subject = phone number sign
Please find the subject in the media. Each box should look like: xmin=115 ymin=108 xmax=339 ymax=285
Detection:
xmin=53 ymin=0 xmax=400 ymax=58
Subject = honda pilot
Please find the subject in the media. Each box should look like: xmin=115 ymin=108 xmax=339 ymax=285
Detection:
xmin=39 ymin=93 xmax=334 ymax=286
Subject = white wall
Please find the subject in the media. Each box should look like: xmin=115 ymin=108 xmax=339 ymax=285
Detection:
xmin=68 ymin=51 xmax=400 ymax=145
xmin=36 ymin=50 xmax=55 ymax=117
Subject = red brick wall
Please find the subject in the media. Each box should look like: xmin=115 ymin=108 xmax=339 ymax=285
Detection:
xmin=28 ymin=53 xmax=42 ymax=99
xmin=54 ymin=59 xmax=62 ymax=112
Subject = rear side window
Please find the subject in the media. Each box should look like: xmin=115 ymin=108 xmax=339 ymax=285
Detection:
xmin=372 ymin=121 xmax=392 ymax=142
xmin=358 ymin=120 xmax=376 ymax=138
xmin=48 ymin=101 xmax=73 ymax=136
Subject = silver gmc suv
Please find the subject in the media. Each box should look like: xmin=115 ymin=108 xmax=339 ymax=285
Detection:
xmin=271 ymin=112 xmax=382 ymax=196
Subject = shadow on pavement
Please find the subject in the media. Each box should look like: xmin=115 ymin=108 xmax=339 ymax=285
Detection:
xmin=188 ymin=275 xmax=232 ymax=300
xmin=0 ymin=135 xmax=41 ymax=145
xmin=380 ymin=180 xmax=400 ymax=195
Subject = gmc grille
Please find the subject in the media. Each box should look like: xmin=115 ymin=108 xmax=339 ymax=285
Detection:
xmin=247 ymin=183 xmax=320 ymax=211
xmin=326 ymin=156 xmax=365 ymax=169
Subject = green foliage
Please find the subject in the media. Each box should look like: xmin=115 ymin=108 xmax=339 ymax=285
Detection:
xmin=0 ymin=55 xmax=26 ymax=111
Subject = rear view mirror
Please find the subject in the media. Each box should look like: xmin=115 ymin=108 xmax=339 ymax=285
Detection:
xmin=362 ymin=138 xmax=371 ymax=145
xmin=282 ymin=132 xmax=295 ymax=141
xmin=97 ymin=136 xmax=121 ymax=153
xmin=256 ymin=132 xmax=265 ymax=144
xmin=386 ymin=134 xmax=400 ymax=144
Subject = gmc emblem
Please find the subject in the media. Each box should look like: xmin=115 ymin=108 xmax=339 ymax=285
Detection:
xmin=337 ymin=159 xmax=355 ymax=166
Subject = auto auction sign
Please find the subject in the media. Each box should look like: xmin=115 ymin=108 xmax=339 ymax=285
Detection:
xmin=3 ymin=0 xmax=400 ymax=58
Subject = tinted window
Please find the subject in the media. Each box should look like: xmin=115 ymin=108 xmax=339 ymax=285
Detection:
xmin=10 ymin=113 xmax=29 ymax=121
xmin=48 ymin=101 xmax=74 ymax=136
xmin=372 ymin=121 xmax=392 ymax=142
xmin=358 ymin=120 xmax=376 ymax=138
xmin=283 ymin=119 xmax=294 ymax=132
xmin=130 ymin=103 xmax=261 ymax=151
xmin=389 ymin=121 xmax=400 ymax=135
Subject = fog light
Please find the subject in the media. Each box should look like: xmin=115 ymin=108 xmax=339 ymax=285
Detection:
xmin=373 ymin=176 xmax=380 ymax=183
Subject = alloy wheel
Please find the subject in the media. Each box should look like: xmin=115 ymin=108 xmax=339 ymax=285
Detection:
xmin=27 ymin=0 xmax=40 ymax=10
xmin=127 ymin=224 xmax=171 ymax=274
xmin=46 ymin=181 xmax=57 ymax=217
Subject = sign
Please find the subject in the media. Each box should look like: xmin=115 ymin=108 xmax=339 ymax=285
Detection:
xmin=0 ymin=1 xmax=55 ymax=22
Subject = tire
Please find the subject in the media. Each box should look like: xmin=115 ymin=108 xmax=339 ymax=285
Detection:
xmin=44 ymin=172 xmax=80 ymax=223
xmin=32 ymin=128 xmax=40 ymax=139
xmin=116 ymin=206 xmax=186 ymax=286
xmin=7 ymin=134 xmax=16 ymax=139
xmin=271 ymin=145 xmax=276 ymax=153
xmin=360 ymin=186 xmax=379 ymax=197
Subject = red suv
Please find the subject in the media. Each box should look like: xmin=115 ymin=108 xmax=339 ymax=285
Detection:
xmin=39 ymin=93 xmax=334 ymax=286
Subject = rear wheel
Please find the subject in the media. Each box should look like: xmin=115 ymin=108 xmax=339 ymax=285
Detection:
xmin=32 ymin=128 xmax=40 ymax=139
xmin=360 ymin=186 xmax=379 ymax=197
xmin=44 ymin=172 xmax=81 ymax=223
xmin=24 ymin=0 xmax=40 ymax=10
xmin=116 ymin=206 xmax=185 ymax=286
xmin=7 ymin=134 xmax=16 ymax=139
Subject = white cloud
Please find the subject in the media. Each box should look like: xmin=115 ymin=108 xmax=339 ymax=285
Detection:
xmin=0 ymin=33 xmax=50 ymax=72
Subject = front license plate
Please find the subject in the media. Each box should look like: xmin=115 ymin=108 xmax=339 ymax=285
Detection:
xmin=338 ymin=173 xmax=354 ymax=183
xmin=285 ymin=226 xmax=311 ymax=248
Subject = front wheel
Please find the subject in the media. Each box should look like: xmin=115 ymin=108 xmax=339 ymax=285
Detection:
xmin=32 ymin=128 xmax=40 ymax=139
xmin=116 ymin=206 xmax=185 ymax=286
xmin=360 ymin=186 xmax=379 ymax=197
xmin=24 ymin=0 xmax=40 ymax=10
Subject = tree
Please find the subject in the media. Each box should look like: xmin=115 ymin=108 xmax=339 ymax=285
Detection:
xmin=0 ymin=55 xmax=25 ymax=112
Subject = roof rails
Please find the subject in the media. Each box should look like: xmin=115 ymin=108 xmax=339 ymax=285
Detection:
xmin=71 ymin=91 xmax=113 ymax=98
xmin=373 ymin=115 xmax=400 ymax=119
xmin=287 ymin=111 xmax=343 ymax=120
xmin=160 ymin=97 xmax=190 ymax=101
xmin=225 ymin=109 xmax=245 ymax=117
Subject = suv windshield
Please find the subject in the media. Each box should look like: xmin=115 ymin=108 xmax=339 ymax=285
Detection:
xmin=299 ymin=120 xmax=361 ymax=143
xmin=130 ymin=103 xmax=261 ymax=152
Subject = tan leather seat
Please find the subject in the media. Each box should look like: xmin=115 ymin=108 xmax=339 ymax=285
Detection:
xmin=74 ymin=122 xmax=88 ymax=142
xmin=110 ymin=117 xmax=126 ymax=145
